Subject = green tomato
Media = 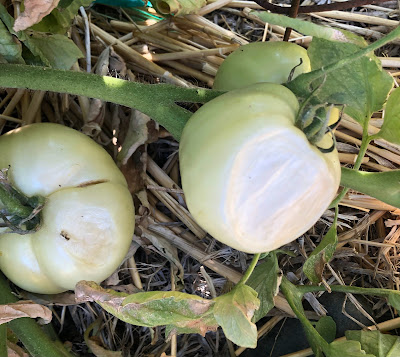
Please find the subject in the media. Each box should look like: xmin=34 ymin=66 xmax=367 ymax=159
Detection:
xmin=0 ymin=123 xmax=134 ymax=294
xmin=213 ymin=41 xmax=311 ymax=91
xmin=179 ymin=83 xmax=340 ymax=254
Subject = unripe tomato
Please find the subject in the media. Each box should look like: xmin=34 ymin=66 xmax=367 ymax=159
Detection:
xmin=213 ymin=41 xmax=311 ymax=91
xmin=179 ymin=83 xmax=340 ymax=253
xmin=0 ymin=124 xmax=135 ymax=294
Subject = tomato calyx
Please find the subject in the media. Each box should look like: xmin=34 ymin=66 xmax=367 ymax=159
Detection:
xmin=0 ymin=169 xmax=44 ymax=233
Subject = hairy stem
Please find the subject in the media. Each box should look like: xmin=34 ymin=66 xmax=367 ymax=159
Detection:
xmin=0 ymin=274 xmax=73 ymax=357
xmin=0 ymin=65 xmax=223 ymax=140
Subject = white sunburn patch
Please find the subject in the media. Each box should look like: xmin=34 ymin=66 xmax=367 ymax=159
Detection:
xmin=225 ymin=126 xmax=337 ymax=253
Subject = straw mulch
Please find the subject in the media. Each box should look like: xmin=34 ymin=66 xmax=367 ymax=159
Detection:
xmin=1 ymin=1 xmax=400 ymax=356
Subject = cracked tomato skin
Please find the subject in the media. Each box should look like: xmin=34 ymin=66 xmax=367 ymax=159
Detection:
xmin=179 ymin=83 xmax=340 ymax=254
xmin=0 ymin=123 xmax=134 ymax=294
xmin=213 ymin=41 xmax=311 ymax=91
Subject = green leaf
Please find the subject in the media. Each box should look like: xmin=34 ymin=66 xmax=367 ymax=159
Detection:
xmin=213 ymin=284 xmax=259 ymax=348
xmin=303 ymin=216 xmax=338 ymax=284
xmin=388 ymin=291 xmax=400 ymax=310
xmin=376 ymin=87 xmax=400 ymax=144
xmin=0 ymin=19 xmax=24 ymax=64
xmin=340 ymin=168 xmax=400 ymax=209
xmin=32 ymin=0 xmax=93 ymax=34
xmin=252 ymin=11 xmax=366 ymax=47
xmin=22 ymin=32 xmax=83 ymax=70
xmin=305 ymin=38 xmax=393 ymax=126
xmin=315 ymin=316 xmax=336 ymax=344
xmin=346 ymin=330 xmax=400 ymax=357
xmin=75 ymin=281 xmax=218 ymax=336
xmin=327 ymin=339 xmax=376 ymax=357
xmin=247 ymin=253 xmax=280 ymax=322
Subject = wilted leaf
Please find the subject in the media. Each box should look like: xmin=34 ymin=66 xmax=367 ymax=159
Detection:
xmin=376 ymin=87 xmax=400 ymax=145
xmin=84 ymin=318 xmax=123 ymax=357
xmin=346 ymin=330 xmax=400 ymax=357
xmin=303 ymin=218 xmax=338 ymax=284
xmin=0 ymin=301 xmax=52 ymax=324
xmin=213 ymin=284 xmax=259 ymax=348
xmin=13 ymin=0 xmax=60 ymax=32
xmin=117 ymin=110 xmax=150 ymax=165
xmin=247 ymin=253 xmax=281 ymax=322
xmin=150 ymin=0 xmax=206 ymax=16
xmin=75 ymin=281 xmax=217 ymax=335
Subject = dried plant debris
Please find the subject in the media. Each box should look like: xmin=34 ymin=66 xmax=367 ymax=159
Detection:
xmin=0 ymin=0 xmax=400 ymax=356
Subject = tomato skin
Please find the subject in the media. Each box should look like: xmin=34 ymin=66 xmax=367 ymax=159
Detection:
xmin=0 ymin=123 xmax=134 ymax=294
xmin=179 ymin=83 xmax=340 ymax=254
xmin=213 ymin=41 xmax=311 ymax=91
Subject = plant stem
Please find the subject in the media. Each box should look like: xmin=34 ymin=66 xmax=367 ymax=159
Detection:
xmin=0 ymin=65 xmax=223 ymax=141
xmin=330 ymin=123 xmax=373 ymax=208
xmin=280 ymin=277 xmax=329 ymax=352
xmin=238 ymin=253 xmax=261 ymax=285
xmin=0 ymin=274 xmax=73 ymax=357
xmin=0 ymin=324 xmax=7 ymax=357
xmin=0 ymin=185 xmax=33 ymax=218
xmin=296 ymin=283 xmax=400 ymax=298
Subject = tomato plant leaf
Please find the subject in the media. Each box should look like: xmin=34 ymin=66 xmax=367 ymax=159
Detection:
xmin=375 ymin=87 xmax=400 ymax=144
xmin=388 ymin=292 xmax=400 ymax=311
xmin=340 ymin=168 xmax=400 ymax=209
xmin=315 ymin=316 xmax=336 ymax=344
xmin=327 ymin=339 xmax=376 ymax=357
xmin=0 ymin=6 xmax=24 ymax=64
xmin=75 ymin=281 xmax=218 ymax=335
xmin=305 ymin=38 xmax=393 ymax=126
xmin=22 ymin=32 xmax=83 ymax=69
xmin=32 ymin=0 xmax=93 ymax=34
xmin=252 ymin=11 xmax=366 ymax=46
xmin=247 ymin=252 xmax=281 ymax=322
xmin=346 ymin=330 xmax=400 ymax=357
xmin=213 ymin=284 xmax=259 ymax=348
xmin=303 ymin=215 xmax=338 ymax=284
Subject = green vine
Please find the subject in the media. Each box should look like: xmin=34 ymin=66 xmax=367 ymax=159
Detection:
xmin=0 ymin=65 xmax=223 ymax=141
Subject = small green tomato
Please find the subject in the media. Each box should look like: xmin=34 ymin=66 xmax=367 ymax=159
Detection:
xmin=213 ymin=41 xmax=311 ymax=91
xmin=0 ymin=123 xmax=135 ymax=294
xmin=179 ymin=83 xmax=340 ymax=254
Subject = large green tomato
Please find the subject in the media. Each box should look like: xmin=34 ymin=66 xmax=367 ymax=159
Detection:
xmin=0 ymin=123 xmax=134 ymax=294
xmin=213 ymin=41 xmax=311 ymax=91
xmin=179 ymin=83 xmax=340 ymax=254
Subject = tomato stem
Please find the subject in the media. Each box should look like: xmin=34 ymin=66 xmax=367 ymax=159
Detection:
xmin=330 ymin=120 xmax=372 ymax=208
xmin=0 ymin=273 xmax=73 ymax=357
xmin=238 ymin=253 xmax=261 ymax=286
xmin=0 ymin=172 xmax=44 ymax=231
xmin=0 ymin=64 xmax=223 ymax=141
